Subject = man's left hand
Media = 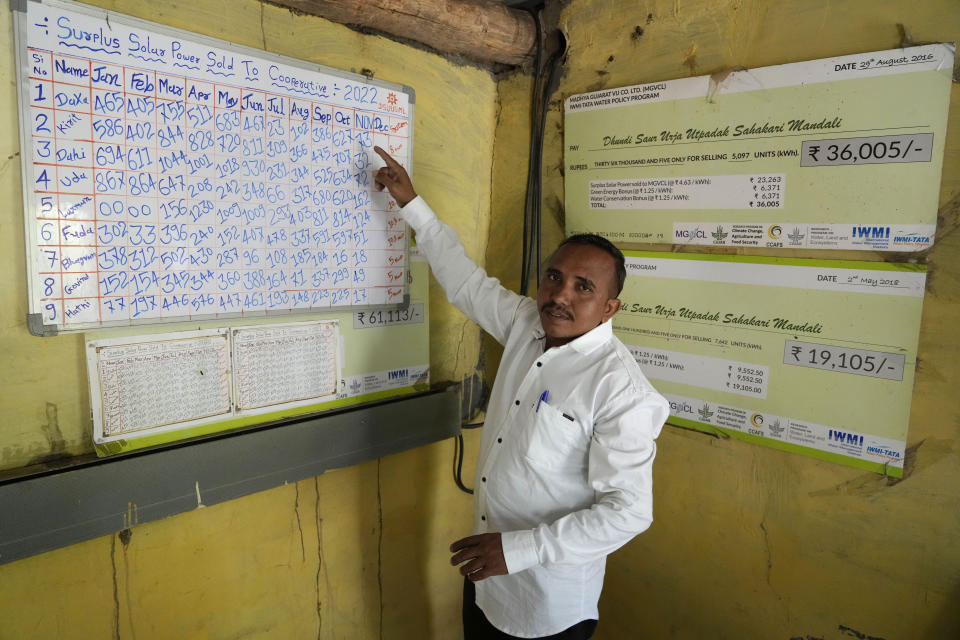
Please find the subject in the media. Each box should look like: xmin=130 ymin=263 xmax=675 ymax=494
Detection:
xmin=450 ymin=533 xmax=507 ymax=581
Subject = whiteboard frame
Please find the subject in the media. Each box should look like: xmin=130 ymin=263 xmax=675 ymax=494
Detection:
xmin=13 ymin=0 xmax=416 ymax=336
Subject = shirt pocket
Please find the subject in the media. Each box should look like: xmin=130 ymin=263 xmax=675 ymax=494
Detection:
xmin=521 ymin=402 xmax=589 ymax=473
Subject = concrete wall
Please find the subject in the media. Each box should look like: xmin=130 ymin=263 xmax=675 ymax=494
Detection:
xmin=488 ymin=1 xmax=960 ymax=638
xmin=0 ymin=1 xmax=491 ymax=637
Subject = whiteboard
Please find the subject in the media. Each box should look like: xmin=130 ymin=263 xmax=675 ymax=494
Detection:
xmin=13 ymin=0 xmax=414 ymax=335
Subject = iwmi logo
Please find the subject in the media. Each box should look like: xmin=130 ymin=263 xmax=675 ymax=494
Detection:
xmin=829 ymin=429 xmax=864 ymax=447
xmin=388 ymin=368 xmax=408 ymax=381
xmin=852 ymin=226 xmax=890 ymax=240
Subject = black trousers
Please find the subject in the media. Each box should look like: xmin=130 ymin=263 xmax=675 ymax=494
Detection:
xmin=462 ymin=578 xmax=598 ymax=640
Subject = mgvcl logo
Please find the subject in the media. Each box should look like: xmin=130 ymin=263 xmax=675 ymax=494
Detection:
xmin=675 ymin=228 xmax=706 ymax=239
xmin=669 ymin=401 xmax=693 ymax=414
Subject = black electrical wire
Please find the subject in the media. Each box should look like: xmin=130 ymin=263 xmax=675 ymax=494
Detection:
xmin=453 ymin=434 xmax=473 ymax=494
xmin=520 ymin=9 xmax=544 ymax=296
xmin=453 ymin=422 xmax=483 ymax=495
xmin=533 ymin=35 xmax=567 ymax=286
xmin=521 ymin=12 xmax=567 ymax=294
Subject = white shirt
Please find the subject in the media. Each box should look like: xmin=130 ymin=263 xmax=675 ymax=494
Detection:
xmin=403 ymin=197 xmax=669 ymax=638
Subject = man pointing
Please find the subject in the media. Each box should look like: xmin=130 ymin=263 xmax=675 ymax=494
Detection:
xmin=373 ymin=147 xmax=668 ymax=640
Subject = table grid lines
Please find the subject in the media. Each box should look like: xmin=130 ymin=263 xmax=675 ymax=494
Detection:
xmin=27 ymin=46 xmax=411 ymax=328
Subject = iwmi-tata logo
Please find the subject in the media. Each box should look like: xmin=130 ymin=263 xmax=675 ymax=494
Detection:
xmin=891 ymin=231 xmax=932 ymax=247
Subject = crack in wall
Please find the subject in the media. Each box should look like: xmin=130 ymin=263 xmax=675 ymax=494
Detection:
xmin=259 ymin=1 xmax=268 ymax=50
xmin=294 ymin=481 xmax=306 ymax=562
xmin=377 ymin=458 xmax=384 ymax=640
xmin=453 ymin=317 xmax=471 ymax=376
xmin=314 ymin=476 xmax=322 ymax=640
xmin=111 ymin=535 xmax=120 ymax=640
xmin=759 ymin=519 xmax=786 ymax=611
xmin=120 ymin=529 xmax=136 ymax=640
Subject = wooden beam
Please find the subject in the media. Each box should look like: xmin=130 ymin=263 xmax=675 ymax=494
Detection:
xmin=267 ymin=0 xmax=537 ymax=66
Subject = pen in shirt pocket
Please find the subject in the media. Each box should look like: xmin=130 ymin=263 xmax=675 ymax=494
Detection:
xmin=537 ymin=392 xmax=576 ymax=422
xmin=536 ymin=390 xmax=549 ymax=412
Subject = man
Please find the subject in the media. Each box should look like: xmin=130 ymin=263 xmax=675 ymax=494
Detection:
xmin=373 ymin=147 xmax=669 ymax=640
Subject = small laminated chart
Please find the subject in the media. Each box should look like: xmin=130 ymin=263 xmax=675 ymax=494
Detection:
xmin=15 ymin=0 xmax=412 ymax=334
xmin=232 ymin=321 xmax=339 ymax=411
xmin=88 ymin=330 xmax=232 ymax=439
xmin=87 ymin=320 xmax=342 ymax=444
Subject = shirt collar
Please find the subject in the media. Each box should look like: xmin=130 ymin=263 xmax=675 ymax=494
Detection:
xmin=531 ymin=319 xmax=613 ymax=355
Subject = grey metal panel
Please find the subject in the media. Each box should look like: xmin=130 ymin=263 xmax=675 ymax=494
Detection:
xmin=26 ymin=312 xmax=57 ymax=337
xmin=0 ymin=387 xmax=460 ymax=566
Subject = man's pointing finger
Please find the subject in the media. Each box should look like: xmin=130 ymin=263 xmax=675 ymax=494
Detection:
xmin=374 ymin=145 xmax=401 ymax=169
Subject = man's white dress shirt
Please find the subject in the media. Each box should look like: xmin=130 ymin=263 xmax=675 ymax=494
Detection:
xmin=403 ymin=197 xmax=669 ymax=638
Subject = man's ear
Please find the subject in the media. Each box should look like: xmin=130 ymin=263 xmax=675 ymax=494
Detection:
xmin=602 ymin=297 xmax=621 ymax=322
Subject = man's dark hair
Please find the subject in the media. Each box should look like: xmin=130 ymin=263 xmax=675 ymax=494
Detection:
xmin=558 ymin=233 xmax=626 ymax=297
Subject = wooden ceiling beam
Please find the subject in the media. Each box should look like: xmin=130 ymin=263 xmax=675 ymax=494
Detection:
xmin=267 ymin=0 xmax=537 ymax=67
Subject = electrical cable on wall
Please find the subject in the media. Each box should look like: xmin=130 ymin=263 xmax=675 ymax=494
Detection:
xmin=521 ymin=14 xmax=566 ymax=296
xmin=452 ymin=8 xmax=566 ymax=495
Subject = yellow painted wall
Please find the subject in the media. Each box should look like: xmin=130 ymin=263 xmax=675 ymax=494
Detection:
xmin=5 ymin=0 xmax=959 ymax=638
xmin=488 ymin=0 xmax=960 ymax=638
xmin=0 ymin=0 xmax=491 ymax=637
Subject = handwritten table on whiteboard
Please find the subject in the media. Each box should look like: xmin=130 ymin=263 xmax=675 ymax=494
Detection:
xmin=15 ymin=0 xmax=413 ymax=334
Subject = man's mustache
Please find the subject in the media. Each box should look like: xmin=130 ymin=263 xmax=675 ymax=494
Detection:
xmin=540 ymin=303 xmax=573 ymax=320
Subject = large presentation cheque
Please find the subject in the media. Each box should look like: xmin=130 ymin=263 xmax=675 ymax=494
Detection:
xmin=615 ymin=252 xmax=925 ymax=476
xmin=565 ymin=44 xmax=953 ymax=251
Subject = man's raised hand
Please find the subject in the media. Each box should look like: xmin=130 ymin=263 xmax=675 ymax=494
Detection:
xmin=373 ymin=146 xmax=417 ymax=207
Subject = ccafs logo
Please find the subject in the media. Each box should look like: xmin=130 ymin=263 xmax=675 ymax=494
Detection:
xmin=748 ymin=413 xmax=765 ymax=437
